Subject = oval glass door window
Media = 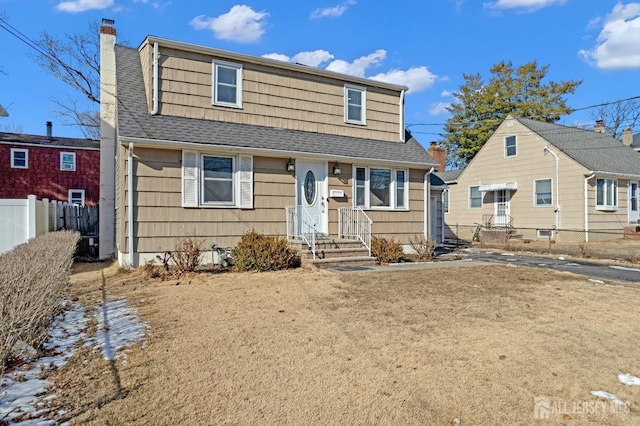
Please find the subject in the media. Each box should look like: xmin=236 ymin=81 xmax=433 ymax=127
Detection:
xmin=304 ymin=171 xmax=317 ymax=205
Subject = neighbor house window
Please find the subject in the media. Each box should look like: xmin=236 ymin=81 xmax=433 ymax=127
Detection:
xmin=345 ymin=85 xmax=366 ymax=124
xmin=443 ymin=189 xmax=449 ymax=214
xmin=596 ymin=178 xmax=618 ymax=210
xmin=354 ymin=166 xmax=407 ymax=210
xmin=538 ymin=229 xmax=553 ymax=239
xmin=212 ymin=61 xmax=242 ymax=108
xmin=505 ymin=135 xmax=517 ymax=157
xmin=68 ymin=189 xmax=85 ymax=206
xmin=202 ymin=156 xmax=234 ymax=205
xmin=534 ymin=179 xmax=552 ymax=206
xmin=60 ymin=152 xmax=76 ymax=171
xmin=469 ymin=186 xmax=482 ymax=209
xmin=181 ymin=151 xmax=253 ymax=209
xmin=11 ymin=148 xmax=28 ymax=169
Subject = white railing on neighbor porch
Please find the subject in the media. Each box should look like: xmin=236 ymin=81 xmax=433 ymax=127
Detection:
xmin=338 ymin=207 xmax=372 ymax=256
xmin=285 ymin=205 xmax=317 ymax=259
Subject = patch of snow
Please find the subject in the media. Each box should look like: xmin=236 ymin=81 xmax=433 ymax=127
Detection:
xmin=609 ymin=266 xmax=640 ymax=272
xmin=501 ymin=253 xmax=515 ymax=256
xmin=558 ymin=256 xmax=565 ymax=260
xmin=618 ymin=373 xmax=640 ymax=386
xmin=566 ymin=263 xmax=580 ymax=266
xmin=589 ymin=279 xmax=605 ymax=285
xmin=590 ymin=390 xmax=627 ymax=406
xmin=92 ymin=299 xmax=150 ymax=361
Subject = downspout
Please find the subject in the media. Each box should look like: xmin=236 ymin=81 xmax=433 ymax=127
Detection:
xmin=584 ymin=173 xmax=595 ymax=242
xmin=544 ymin=146 xmax=560 ymax=230
xmin=128 ymin=142 xmax=135 ymax=267
xmin=399 ymin=89 xmax=405 ymax=142
xmin=151 ymin=42 xmax=159 ymax=115
xmin=425 ymin=167 xmax=435 ymax=239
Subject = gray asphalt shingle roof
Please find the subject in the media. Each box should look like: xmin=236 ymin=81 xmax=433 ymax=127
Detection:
xmin=0 ymin=132 xmax=99 ymax=149
xmin=514 ymin=116 xmax=640 ymax=176
xmin=436 ymin=169 xmax=462 ymax=183
xmin=114 ymin=45 xmax=437 ymax=168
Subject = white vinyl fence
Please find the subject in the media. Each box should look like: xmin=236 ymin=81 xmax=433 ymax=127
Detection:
xmin=0 ymin=195 xmax=70 ymax=254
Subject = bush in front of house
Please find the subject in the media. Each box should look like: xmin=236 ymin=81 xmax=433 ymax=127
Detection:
xmin=169 ymin=235 xmax=204 ymax=273
xmin=0 ymin=230 xmax=80 ymax=371
xmin=409 ymin=234 xmax=437 ymax=261
xmin=371 ymin=236 xmax=404 ymax=264
xmin=232 ymin=230 xmax=301 ymax=271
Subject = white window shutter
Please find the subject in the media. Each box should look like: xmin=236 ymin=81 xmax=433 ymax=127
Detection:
xmin=237 ymin=154 xmax=253 ymax=209
xmin=182 ymin=150 xmax=199 ymax=207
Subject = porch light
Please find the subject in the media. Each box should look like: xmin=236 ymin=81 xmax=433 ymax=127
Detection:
xmin=333 ymin=162 xmax=341 ymax=175
xmin=286 ymin=158 xmax=295 ymax=172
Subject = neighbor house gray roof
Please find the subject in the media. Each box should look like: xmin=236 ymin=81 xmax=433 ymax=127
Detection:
xmin=514 ymin=116 xmax=640 ymax=176
xmin=0 ymin=132 xmax=99 ymax=150
xmin=436 ymin=169 xmax=463 ymax=183
xmin=114 ymin=45 xmax=437 ymax=168
xmin=632 ymin=133 xmax=640 ymax=149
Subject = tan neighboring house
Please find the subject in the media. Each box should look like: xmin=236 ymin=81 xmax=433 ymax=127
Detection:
xmin=98 ymin=22 xmax=442 ymax=267
xmin=440 ymin=115 xmax=640 ymax=242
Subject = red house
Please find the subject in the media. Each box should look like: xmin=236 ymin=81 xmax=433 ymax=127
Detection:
xmin=0 ymin=122 xmax=100 ymax=205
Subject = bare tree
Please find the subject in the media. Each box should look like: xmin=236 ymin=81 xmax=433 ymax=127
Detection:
xmin=591 ymin=99 xmax=640 ymax=139
xmin=32 ymin=21 xmax=100 ymax=139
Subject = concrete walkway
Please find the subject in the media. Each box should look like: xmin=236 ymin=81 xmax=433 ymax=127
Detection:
xmin=328 ymin=259 xmax=490 ymax=273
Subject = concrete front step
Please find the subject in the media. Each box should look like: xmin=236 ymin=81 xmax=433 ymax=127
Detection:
xmin=289 ymin=238 xmax=366 ymax=250
xmin=301 ymin=247 xmax=370 ymax=260
xmin=307 ymin=255 xmax=377 ymax=269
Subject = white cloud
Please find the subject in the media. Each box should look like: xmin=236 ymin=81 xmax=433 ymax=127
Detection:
xmin=579 ymin=2 xmax=640 ymax=69
xmin=370 ymin=66 xmax=438 ymax=93
xmin=325 ymin=49 xmax=387 ymax=77
xmin=190 ymin=5 xmax=268 ymax=43
xmin=56 ymin=0 xmax=113 ymax=12
xmin=441 ymin=90 xmax=452 ymax=97
xmin=429 ymin=102 xmax=451 ymax=115
xmin=262 ymin=50 xmax=334 ymax=67
xmin=310 ymin=0 xmax=356 ymax=19
xmin=484 ymin=0 xmax=566 ymax=12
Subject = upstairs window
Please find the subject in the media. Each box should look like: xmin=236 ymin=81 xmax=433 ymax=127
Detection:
xmin=345 ymin=85 xmax=366 ymax=125
xmin=11 ymin=148 xmax=28 ymax=169
xmin=596 ymin=178 xmax=618 ymax=210
xmin=60 ymin=152 xmax=76 ymax=171
xmin=212 ymin=61 xmax=242 ymax=108
xmin=534 ymin=179 xmax=552 ymax=206
xmin=505 ymin=135 xmax=517 ymax=157
xmin=469 ymin=186 xmax=482 ymax=209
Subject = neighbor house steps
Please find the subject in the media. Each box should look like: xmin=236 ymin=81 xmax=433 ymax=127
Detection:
xmin=289 ymin=238 xmax=376 ymax=269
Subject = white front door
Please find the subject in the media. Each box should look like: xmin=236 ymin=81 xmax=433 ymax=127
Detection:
xmin=630 ymin=181 xmax=639 ymax=223
xmin=296 ymin=161 xmax=328 ymax=235
xmin=494 ymin=190 xmax=510 ymax=227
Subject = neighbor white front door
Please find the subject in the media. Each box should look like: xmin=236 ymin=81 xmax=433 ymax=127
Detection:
xmin=630 ymin=181 xmax=639 ymax=223
xmin=494 ymin=190 xmax=510 ymax=227
xmin=296 ymin=161 xmax=328 ymax=235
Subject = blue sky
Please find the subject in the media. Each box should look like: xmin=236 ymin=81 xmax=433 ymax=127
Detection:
xmin=0 ymin=0 xmax=639 ymax=145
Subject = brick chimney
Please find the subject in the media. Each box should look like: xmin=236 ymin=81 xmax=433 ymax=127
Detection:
xmin=594 ymin=120 xmax=606 ymax=134
xmin=623 ymin=127 xmax=633 ymax=147
xmin=428 ymin=142 xmax=446 ymax=172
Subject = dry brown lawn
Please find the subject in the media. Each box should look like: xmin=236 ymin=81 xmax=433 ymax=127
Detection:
xmin=46 ymin=261 xmax=640 ymax=425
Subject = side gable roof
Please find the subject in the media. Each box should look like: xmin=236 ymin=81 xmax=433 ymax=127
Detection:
xmin=114 ymin=45 xmax=438 ymax=168
xmin=0 ymin=132 xmax=99 ymax=150
xmin=436 ymin=169 xmax=462 ymax=183
xmin=513 ymin=116 xmax=640 ymax=176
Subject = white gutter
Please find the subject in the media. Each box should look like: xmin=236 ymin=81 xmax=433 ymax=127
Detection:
xmin=128 ymin=142 xmax=135 ymax=267
xmin=588 ymin=171 xmax=640 ymax=180
xmin=0 ymin=141 xmax=100 ymax=151
xmin=584 ymin=173 xmax=595 ymax=242
xmin=119 ymin=136 xmax=440 ymax=169
xmin=399 ymin=89 xmax=405 ymax=143
xmin=151 ymin=42 xmax=159 ymax=115
xmin=544 ymin=146 xmax=560 ymax=229
xmin=425 ymin=167 xmax=435 ymax=239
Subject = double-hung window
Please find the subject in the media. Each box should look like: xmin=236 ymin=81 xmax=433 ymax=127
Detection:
xmin=182 ymin=151 xmax=253 ymax=208
xmin=212 ymin=60 xmax=242 ymax=108
xmin=443 ymin=189 xmax=449 ymax=214
xmin=68 ymin=189 xmax=85 ymax=206
xmin=11 ymin=148 xmax=28 ymax=169
xmin=60 ymin=152 xmax=76 ymax=171
xmin=534 ymin=179 xmax=552 ymax=206
xmin=596 ymin=178 xmax=618 ymax=210
xmin=345 ymin=85 xmax=366 ymax=125
xmin=469 ymin=186 xmax=482 ymax=209
xmin=505 ymin=136 xmax=517 ymax=157
xmin=354 ymin=166 xmax=407 ymax=209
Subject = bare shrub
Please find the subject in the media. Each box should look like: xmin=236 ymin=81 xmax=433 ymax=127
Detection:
xmin=141 ymin=260 xmax=166 ymax=280
xmin=578 ymin=242 xmax=592 ymax=258
xmin=0 ymin=231 xmax=80 ymax=371
xmin=409 ymin=235 xmax=437 ymax=261
xmin=627 ymin=250 xmax=639 ymax=264
xmin=371 ymin=236 xmax=404 ymax=264
xmin=169 ymin=235 xmax=204 ymax=273
xmin=232 ymin=230 xmax=300 ymax=271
